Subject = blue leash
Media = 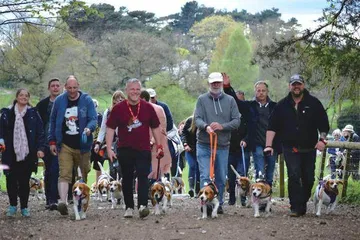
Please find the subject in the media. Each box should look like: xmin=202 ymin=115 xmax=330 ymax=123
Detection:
xmin=241 ymin=145 xmax=247 ymax=177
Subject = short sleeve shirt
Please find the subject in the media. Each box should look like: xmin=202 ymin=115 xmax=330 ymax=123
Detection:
xmin=106 ymin=99 xmax=160 ymax=151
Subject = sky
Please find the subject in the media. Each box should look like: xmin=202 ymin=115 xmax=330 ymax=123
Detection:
xmin=85 ymin=0 xmax=330 ymax=29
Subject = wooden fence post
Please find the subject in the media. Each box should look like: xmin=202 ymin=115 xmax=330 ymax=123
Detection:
xmin=279 ymin=154 xmax=285 ymax=198
xmin=319 ymin=150 xmax=327 ymax=180
xmin=341 ymin=150 xmax=351 ymax=198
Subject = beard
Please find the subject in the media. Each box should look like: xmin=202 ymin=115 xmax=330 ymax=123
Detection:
xmin=291 ymin=88 xmax=304 ymax=98
xmin=209 ymin=87 xmax=222 ymax=95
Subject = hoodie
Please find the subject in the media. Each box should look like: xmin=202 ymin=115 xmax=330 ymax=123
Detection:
xmin=194 ymin=91 xmax=240 ymax=148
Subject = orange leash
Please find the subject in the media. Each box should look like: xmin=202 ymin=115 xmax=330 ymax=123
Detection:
xmin=209 ymin=132 xmax=217 ymax=181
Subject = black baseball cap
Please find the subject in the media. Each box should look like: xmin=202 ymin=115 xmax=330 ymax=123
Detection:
xmin=289 ymin=74 xmax=304 ymax=84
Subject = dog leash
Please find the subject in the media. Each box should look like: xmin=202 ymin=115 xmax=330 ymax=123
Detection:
xmin=241 ymin=145 xmax=247 ymax=177
xmin=209 ymin=132 xmax=217 ymax=181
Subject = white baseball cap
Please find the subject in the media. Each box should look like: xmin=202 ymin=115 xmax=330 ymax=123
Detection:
xmin=208 ymin=72 xmax=223 ymax=83
xmin=146 ymin=88 xmax=156 ymax=98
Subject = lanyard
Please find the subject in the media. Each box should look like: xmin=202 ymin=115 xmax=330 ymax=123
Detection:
xmin=126 ymin=100 xmax=141 ymax=121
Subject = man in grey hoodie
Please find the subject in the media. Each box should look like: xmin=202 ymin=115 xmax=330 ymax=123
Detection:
xmin=195 ymin=72 xmax=240 ymax=214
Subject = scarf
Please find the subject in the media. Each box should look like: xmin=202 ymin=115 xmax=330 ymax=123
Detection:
xmin=13 ymin=103 xmax=29 ymax=162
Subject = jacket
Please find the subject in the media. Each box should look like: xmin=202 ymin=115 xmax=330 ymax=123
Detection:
xmin=0 ymin=106 xmax=46 ymax=173
xmin=268 ymin=89 xmax=330 ymax=149
xmin=48 ymin=91 xmax=97 ymax=153
xmin=181 ymin=116 xmax=197 ymax=151
xmin=36 ymin=96 xmax=51 ymax=127
xmin=195 ymin=91 xmax=240 ymax=148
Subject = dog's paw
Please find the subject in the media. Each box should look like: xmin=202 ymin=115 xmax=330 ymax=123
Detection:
xmin=254 ymin=213 xmax=260 ymax=218
xmin=211 ymin=213 xmax=218 ymax=218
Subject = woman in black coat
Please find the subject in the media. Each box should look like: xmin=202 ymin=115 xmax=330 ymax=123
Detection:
xmin=0 ymin=88 xmax=45 ymax=217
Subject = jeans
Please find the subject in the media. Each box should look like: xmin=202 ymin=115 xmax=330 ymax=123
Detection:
xmin=228 ymin=150 xmax=250 ymax=202
xmin=43 ymin=147 xmax=59 ymax=205
xmin=117 ymin=147 xmax=151 ymax=209
xmin=197 ymin=143 xmax=229 ymax=205
xmin=185 ymin=151 xmax=200 ymax=190
xmin=283 ymin=147 xmax=316 ymax=213
xmin=252 ymin=145 xmax=277 ymax=186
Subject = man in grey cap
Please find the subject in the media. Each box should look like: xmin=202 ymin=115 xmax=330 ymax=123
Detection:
xmin=264 ymin=74 xmax=329 ymax=217
xmin=194 ymin=72 xmax=240 ymax=214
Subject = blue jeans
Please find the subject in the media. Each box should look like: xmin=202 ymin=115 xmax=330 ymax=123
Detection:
xmin=185 ymin=151 xmax=200 ymax=190
xmin=197 ymin=143 xmax=229 ymax=205
xmin=252 ymin=145 xmax=277 ymax=186
xmin=43 ymin=147 xmax=59 ymax=205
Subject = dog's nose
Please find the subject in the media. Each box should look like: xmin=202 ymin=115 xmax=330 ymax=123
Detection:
xmin=200 ymin=196 xmax=203 ymax=200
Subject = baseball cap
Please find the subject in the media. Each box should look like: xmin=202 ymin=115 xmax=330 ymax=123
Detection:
xmin=289 ymin=74 xmax=305 ymax=84
xmin=146 ymin=88 xmax=156 ymax=98
xmin=208 ymin=72 xmax=223 ymax=83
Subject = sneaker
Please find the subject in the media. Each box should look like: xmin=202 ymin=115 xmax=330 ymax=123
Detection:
xmin=57 ymin=202 xmax=68 ymax=215
xmin=289 ymin=211 xmax=301 ymax=217
xmin=188 ymin=189 xmax=195 ymax=198
xmin=228 ymin=199 xmax=235 ymax=206
xmin=139 ymin=205 xmax=150 ymax=219
xmin=45 ymin=204 xmax=50 ymax=210
xmin=217 ymin=205 xmax=224 ymax=214
xmin=49 ymin=203 xmax=58 ymax=211
xmin=6 ymin=206 xmax=17 ymax=217
xmin=124 ymin=208 xmax=134 ymax=218
xmin=21 ymin=208 xmax=30 ymax=217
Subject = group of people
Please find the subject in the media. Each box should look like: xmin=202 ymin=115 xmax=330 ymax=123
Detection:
xmin=0 ymin=72 xmax=358 ymax=219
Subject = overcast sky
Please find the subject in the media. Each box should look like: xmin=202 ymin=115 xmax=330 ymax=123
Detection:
xmin=85 ymin=0 xmax=329 ymax=29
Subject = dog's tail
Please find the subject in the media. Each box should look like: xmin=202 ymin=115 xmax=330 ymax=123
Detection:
xmin=230 ymin=164 xmax=241 ymax=178
xmin=97 ymin=162 xmax=114 ymax=180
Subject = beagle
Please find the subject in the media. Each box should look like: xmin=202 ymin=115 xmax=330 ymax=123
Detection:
xmin=198 ymin=182 xmax=219 ymax=219
xmin=72 ymin=181 xmax=90 ymax=220
xmin=96 ymin=162 xmax=112 ymax=201
xmin=90 ymin=182 xmax=98 ymax=196
xmin=230 ymin=165 xmax=252 ymax=207
xmin=171 ymin=177 xmax=185 ymax=194
xmin=150 ymin=177 xmax=172 ymax=215
xmin=314 ymin=179 xmax=343 ymax=216
xmin=29 ymin=177 xmax=45 ymax=200
xmin=251 ymin=181 xmax=272 ymax=218
xmin=109 ymin=179 xmax=124 ymax=209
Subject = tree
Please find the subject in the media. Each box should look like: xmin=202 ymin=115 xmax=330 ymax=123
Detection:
xmin=257 ymin=0 xmax=360 ymax=105
xmin=97 ymin=30 xmax=176 ymax=84
xmin=0 ymin=23 xmax=81 ymax=97
xmin=209 ymin=24 xmax=259 ymax=94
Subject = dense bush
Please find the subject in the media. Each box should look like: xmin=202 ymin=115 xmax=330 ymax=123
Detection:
xmin=337 ymin=105 xmax=360 ymax=133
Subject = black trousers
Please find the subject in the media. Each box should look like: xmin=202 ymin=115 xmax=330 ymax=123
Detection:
xmin=6 ymin=160 xmax=32 ymax=209
xmin=118 ymin=148 xmax=151 ymax=209
xmin=283 ymin=148 xmax=316 ymax=213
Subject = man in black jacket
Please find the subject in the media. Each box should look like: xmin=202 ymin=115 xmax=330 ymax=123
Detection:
xmin=36 ymin=78 xmax=61 ymax=210
xmin=264 ymin=74 xmax=329 ymax=217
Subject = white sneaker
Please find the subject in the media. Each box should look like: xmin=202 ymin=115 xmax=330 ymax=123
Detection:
xmin=124 ymin=208 xmax=134 ymax=218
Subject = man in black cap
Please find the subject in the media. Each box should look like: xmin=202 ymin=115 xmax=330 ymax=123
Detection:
xmin=264 ymin=74 xmax=329 ymax=217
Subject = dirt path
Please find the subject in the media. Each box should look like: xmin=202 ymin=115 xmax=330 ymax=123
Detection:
xmin=1 ymin=191 xmax=359 ymax=240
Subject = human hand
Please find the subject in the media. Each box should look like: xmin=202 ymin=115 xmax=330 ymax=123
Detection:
xmin=84 ymin=128 xmax=91 ymax=136
xmin=222 ymin=73 xmax=230 ymax=86
xmin=206 ymin=125 xmax=214 ymax=134
xmin=315 ymin=141 xmax=326 ymax=152
xmin=94 ymin=143 xmax=100 ymax=153
xmin=107 ymin=149 xmax=117 ymax=162
xmin=50 ymin=145 xmax=57 ymax=156
xmin=263 ymin=147 xmax=273 ymax=156
xmin=156 ymin=144 xmax=164 ymax=159
xmin=210 ymin=122 xmax=223 ymax=131
xmin=37 ymin=151 xmax=44 ymax=158
xmin=240 ymin=141 xmax=247 ymax=148
xmin=184 ymin=145 xmax=192 ymax=152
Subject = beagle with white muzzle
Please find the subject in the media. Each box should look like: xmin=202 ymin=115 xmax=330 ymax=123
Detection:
xmin=198 ymin=182 xmax=219 ymax=219
xmin=314 ymin=179 xmax=343 ymax=216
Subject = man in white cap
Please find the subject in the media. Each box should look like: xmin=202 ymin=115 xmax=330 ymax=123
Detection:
xmin=194 ymin=72 xmax=240 ymax=214
xmin=342 ymin=124 xmax=360 ymax=180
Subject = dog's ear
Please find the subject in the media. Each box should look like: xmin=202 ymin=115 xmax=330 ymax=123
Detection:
xmin=337 ymin=180 xmax=344 ymax=185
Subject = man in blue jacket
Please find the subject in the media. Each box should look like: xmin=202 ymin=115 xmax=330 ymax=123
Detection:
xmin=48 ymin=75 xmax=97 ymax=216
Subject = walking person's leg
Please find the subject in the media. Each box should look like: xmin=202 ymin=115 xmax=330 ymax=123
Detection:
xmin=196 ymin=143 xmax=211 ymax=189
xmin=185 ymin=151 xmax=197 ymax=197
xmin=227 ymin=152 xmax=239 ymax=205
xmin=6 ymin=160 xmax=19 ymax=216
xmin=135 ymin=150 xmax=151 ymax=217
xmin=215 ymin=148 xmax=229 ymax=210
xmin=253 ymin=146 xmax=265 ymax=179
xmin=118 ymin=148 xmax=135 ymax=211
xmin=300 ymin=151 xmax=316 ymax=215
xmin=265 ymin=151 xmax=277 ymax=187
xmin=18 ymin=161 xmax=32 ymax=216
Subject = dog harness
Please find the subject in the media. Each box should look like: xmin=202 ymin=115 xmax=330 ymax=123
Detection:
xmin=318 ymin=181 xmax=337 ymax=204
